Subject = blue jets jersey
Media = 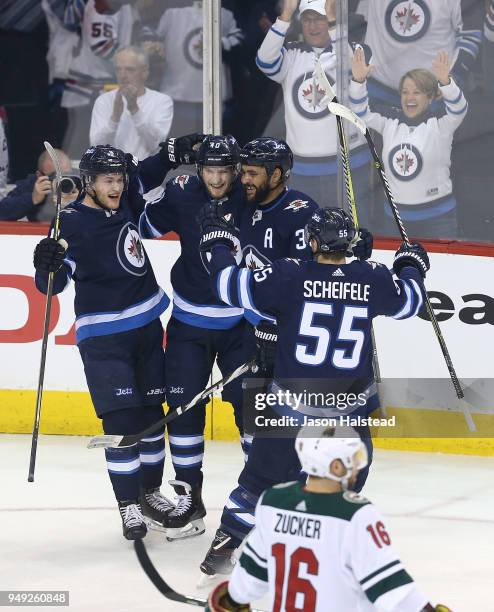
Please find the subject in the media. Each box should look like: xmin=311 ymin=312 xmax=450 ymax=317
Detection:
xmin=238 ymin=188 xmax=319 ymax=324
xmin=35 ymin=154 xmax=172 ymax=344
xmin=139 ymin=174 xmax=245 ymax=330
xmin=211 ymin=248 xmax=424 ymax=394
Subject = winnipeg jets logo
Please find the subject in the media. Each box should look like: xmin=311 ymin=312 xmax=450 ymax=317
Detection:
xmin=174 ymin=175 xmax=190 ymax=190
xmin=389 ymin=144 xmax=423 ymax=181
xmin=292 ymin=72 xmax=332 ymax=120
xmin=184 ymin=27 xmax=203 ymax=69
xmin=116 ymin=223 xmax=147 ymax=276
xmin=385 ymin=0 xmax=430 ymax=42
xmin=243 ymin=245 xmax=271 ymax=270
xmin=284 ymin=199 xmax=309 ymax=212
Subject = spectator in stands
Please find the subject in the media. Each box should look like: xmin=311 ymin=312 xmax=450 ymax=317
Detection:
xmin=61 ymin=0 xmax=138 ymax=157
xmin=155 ymin=1 xmax=243 ymax=135
xmin=89 ymin=46 xmax=173 ymax=159
xmin=0 ymin=149 xmax=78 ymax=222
xmin=0 ymin=109 xmax=9 ymax=198
xmin=483 ymin=0 xmax=494 ymax=94
xmin=256 ymin=0 xmax=373 ymax=225
xmin=350 ymin=48 xmax=468 ymax=239
xmin=360 ymin=0 xmax=481 ymax=113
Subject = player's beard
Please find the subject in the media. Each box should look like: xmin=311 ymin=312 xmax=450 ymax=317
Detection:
xmin=244 ymin=180 xmax=271 ymax=205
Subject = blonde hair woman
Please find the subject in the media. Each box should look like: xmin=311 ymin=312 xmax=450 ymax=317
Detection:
xmin=350 ymin=48 xmax=467 ymax=239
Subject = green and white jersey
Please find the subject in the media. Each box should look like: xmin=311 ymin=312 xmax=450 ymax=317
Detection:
xmin=228 ymin=482 xmax=428 ymax=611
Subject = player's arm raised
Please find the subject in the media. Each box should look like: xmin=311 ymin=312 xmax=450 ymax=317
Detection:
xmin=198 ymin=202 xmax=280 ymax=322
xmin=370 ymin=242 xmax=429 ymax=321
xmin=348 ymin=503 xmax=451 ymax=612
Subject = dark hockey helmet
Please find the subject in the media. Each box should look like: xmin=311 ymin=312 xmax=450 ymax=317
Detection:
xmin=239 ymin=137 xmax=293 ymax=181
xmin=79 ymin=145 xmax=127 ymax=190
xmin=305 ymin=207 xmax=356 ymax=254
xmin=196 ymin=135 xmax=241 ymax=174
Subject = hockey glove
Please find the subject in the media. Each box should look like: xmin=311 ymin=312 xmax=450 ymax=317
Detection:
xmin=351 ymin=228 xmax=373 ymax=260
xmin=159 ymin=133 xmax=205 ymax=167
xmin=197 ymin=202 xmax=238 ymax=252
xmin=124 ymin=153 xmax=139 ymax=179
xmin=393 ymin=241 xmax=430 ymax=279
xmin=254 ymin=321 xmax=278 ymax=372
xmin=33 ymin=237 xmax=67 ymax=273
xmin=206 ymin=581 xmax=250 ymax=612
xmin=421 ymin=604 xmax=452 ymax=612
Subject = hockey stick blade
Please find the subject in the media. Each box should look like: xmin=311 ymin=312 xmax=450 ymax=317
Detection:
xmin=134 ymin=539 xmax=265 ymax=611
xmin=87 ymin=359 xmax=256 ymax=449
xmin=327 ymin=102 xmax=367 ymax=136
xmin=44 ymin=141 xmax=63 ymax=182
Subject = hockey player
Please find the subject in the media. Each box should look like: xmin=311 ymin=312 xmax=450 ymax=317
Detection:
xmin=138 ymin=135 xmax=254 ymax=541
xmin=206 ymin=425 xmax=452 ymax=612
xmin=197 ymin=205 xmax=428 ymax=576
xmin=350 ymin=47 xmax=468 ymax=239
xmin=33 ymin=136 xmax=200 ymax=540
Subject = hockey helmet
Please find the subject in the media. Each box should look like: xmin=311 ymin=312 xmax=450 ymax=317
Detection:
xmin=240 ymin=137 xmax=293 ymax=181
xmin=196 ymin=135 xmax=240 ymax=172
xmin=305 ymin=207 xmax=355 ymax=254
xmin=79 ymin=145 xmax=127 ymax=191
xmin=295 ymin=425 xmax=368 ymax=489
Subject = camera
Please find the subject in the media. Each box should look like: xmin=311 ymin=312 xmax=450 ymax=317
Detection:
xmin=49 ymin=174 xmax=82 ymax=194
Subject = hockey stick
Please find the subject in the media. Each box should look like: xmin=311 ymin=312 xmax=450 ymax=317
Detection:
xmin=28 ymin=142 xmax=65 ymax=482
xmin=322 ymin=98 xmax=469 ymax=413
xmin=134 ymin=539 xmax=264 ymax=610
xmin=314 ymin=60 xmax=382 ymax=385
xmin=87 ymin=359 xmax=256 ymax=449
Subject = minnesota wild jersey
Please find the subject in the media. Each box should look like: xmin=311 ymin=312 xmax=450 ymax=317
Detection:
xmin=228 ymin=481 xmax=428 ymax=611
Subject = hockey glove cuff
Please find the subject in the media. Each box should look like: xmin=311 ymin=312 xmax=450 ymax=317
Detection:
xmin=254 ymin=321 xmax=278 ymax=372
xmin=206 ymin=581 xmax=250 ymax=612
xmin=393 ymin=241 xmax=429 ymax=278
xmin=33 ymin=237 xmax=67 ymax=273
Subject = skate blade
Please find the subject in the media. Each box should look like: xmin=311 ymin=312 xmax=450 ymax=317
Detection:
xmin=142 ymin=516 xmax=167 ymax=534
xmin=166 ymin=518 xmax=205 ymax=542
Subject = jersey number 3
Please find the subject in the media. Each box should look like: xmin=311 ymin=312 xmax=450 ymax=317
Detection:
xmin=295 ymin=302 xmax=368 ymax=368
xmin=272 ymin=544 xmax=318 ymax=612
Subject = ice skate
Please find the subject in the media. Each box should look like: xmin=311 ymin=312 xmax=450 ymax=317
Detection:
xmin=199 ymin=528 xmax=238 ymax=582
xmin=164 ymin=480 xmax=206 ymax=541
xmin=118 ymin=500 xmax=147 ymax=540
xmin=140 ymin=487 xmax=175 ymax=533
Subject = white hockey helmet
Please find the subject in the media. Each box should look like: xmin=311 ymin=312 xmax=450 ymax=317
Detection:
xmin=295 ymin=425 xmax=368 ymax=489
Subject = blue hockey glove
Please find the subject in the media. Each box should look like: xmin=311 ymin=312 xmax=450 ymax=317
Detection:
xmin=393 ymin=241 xmax=430 ymax=278
xmin=159 ymin=133 xmax=205 ymax=167
xmin=351 ymin=228 xmax=373 ymax=260
xmin=197 ymin=202 xmax=238 ymax=252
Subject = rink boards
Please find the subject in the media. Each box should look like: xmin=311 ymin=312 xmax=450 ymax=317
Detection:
xmin=0 ymin=224 xmax=493 ymax=454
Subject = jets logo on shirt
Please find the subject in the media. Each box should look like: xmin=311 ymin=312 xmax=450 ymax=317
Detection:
xmin=385 ymin=0 xmax=431 ymax=43
xmin=174 ymin=175 xmax=190 ymax=190
xmin=292 ymin=72 xmax=332 ymax=120
xmin=184 ymin=27 xmax=203 ymax=69
xmin=116 ymin=222 xmax=147 ymax=276
xmin=242 ymin=245 xmax=272 ymax=270
xmin=284 ymin=199 xmax=309 ymax=212
xmin=388 ymin=144 xmax=423 ymax=182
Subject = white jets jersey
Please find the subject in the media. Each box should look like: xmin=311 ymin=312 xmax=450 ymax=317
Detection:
xmin=0 ymin=115 xmax=8 ymax=197
xmin=157 ymin=4 xmax=242 ymax=103
xmin=62 ymin=0 xmax=136 ymax=108
xmin=256 ymin=18 xmax=366 ymax=158
xmin=350 ymin=78 xmax=467 ymax=206
xmin=363 ymin=0 xmax=462 ymax=90
xmin=229 ymin=482 xmax=429 ymax=612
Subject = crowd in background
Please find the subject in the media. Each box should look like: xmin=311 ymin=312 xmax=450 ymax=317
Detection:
xmin=0 ymin=0 xmax=492 ymax=242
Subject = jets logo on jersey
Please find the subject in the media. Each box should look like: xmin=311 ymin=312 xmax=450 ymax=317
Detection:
xmin=184 ymin=27 xmax=203 ymax=69
xmin=385 ymin=0 xmax=431 ymax=43
xmin=174 ymin=175 xmax=190 ymax=190
xmin=389 ymin=144 xmax=423 ymax=181
xmin=292 ymin=72 xmax=332 ymax=120
xmin=284 ymin=199 xmax=309 ymax=212
xmin=243 ymin=245 xmax=272 ymax=270
xmin=117 ymin=222 xmax=147 ymax=276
